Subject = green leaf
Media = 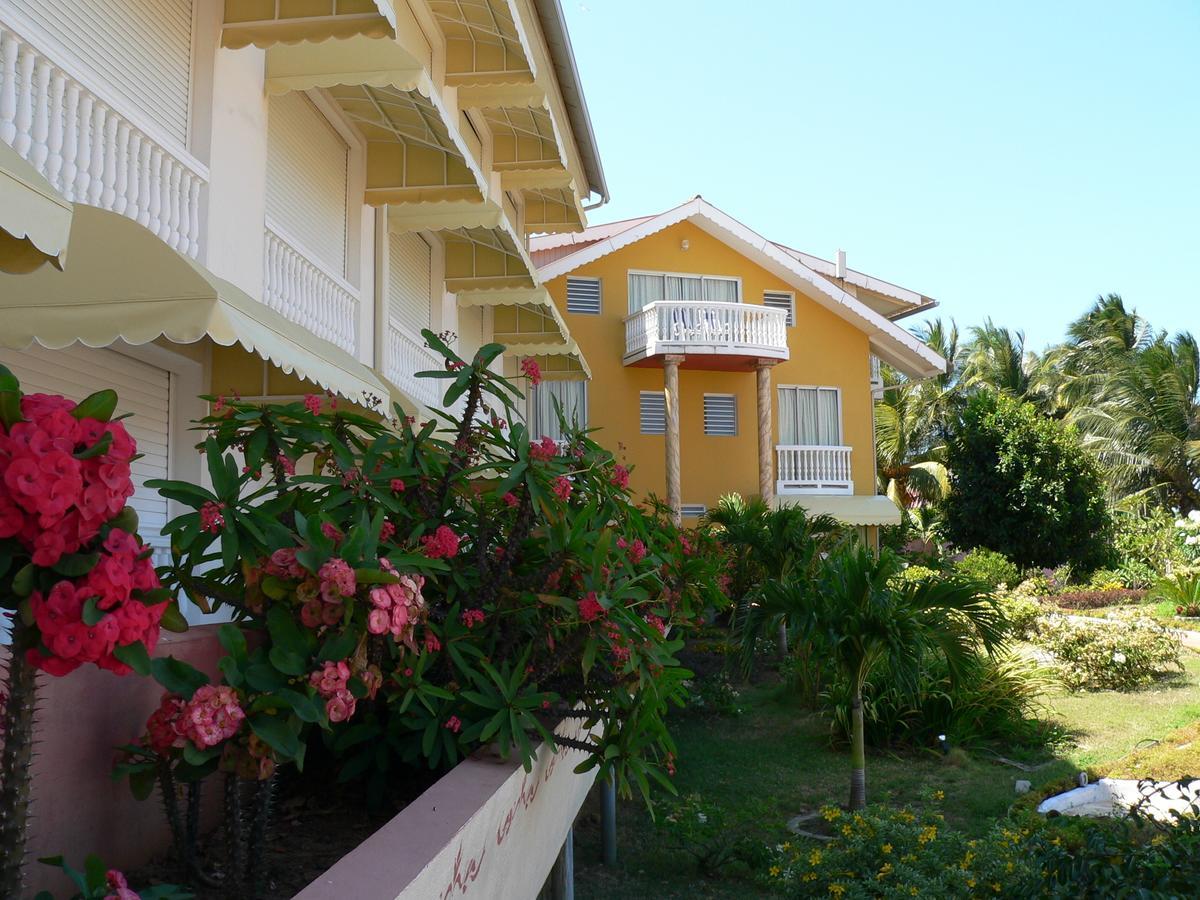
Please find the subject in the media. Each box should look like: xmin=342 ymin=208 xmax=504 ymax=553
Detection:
xmin=12 ymin=563 xmax=36 ymax=597
xmin=113 ymin=640 xmax=152 ymax=676
xmin=71 ymin=389 xmax=118 ymax=423
xmin=279 ymin=688 xmax=326 ymax=725
xmin=218 ymin=623 xmax=248 ymax=661
xmin=150 ymin=656 xmax=210 ymax=698
xmin=317 ymin=629 xmax=358 ymax=663
xmin=244 ymin=661 xmax=289 ymax=693
xmin=81 ymin=596 xmax=104 ymax=626
xmin=183 ymin=742 xmax=220 ymax=766
xmin=0 ymin=364 xmax=23 ymax=428
xmin=220 ymin=527 xmax=240 ymax=575
xmin=581 ymin=636 xmax=597 ymax=679
xmin=129 ymin=766 xmax=158 ymax=801
xmin=72 ymin=431 xmax=113 ymax=459
xmin=249 ymin=713 xmax=304 ymax=762
xmin=159 ymin=601 xmax=189 ymax=633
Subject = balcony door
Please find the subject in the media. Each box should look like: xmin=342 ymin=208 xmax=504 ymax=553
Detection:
xmin=778 ymin=385 xmax=841 ymax=446
xmin=627 ymin=271 xmax=740 ymax=313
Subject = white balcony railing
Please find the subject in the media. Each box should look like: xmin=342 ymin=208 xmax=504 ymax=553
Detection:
xmin=776 ymin=444 xmax=854 ymax=495
xmin=263 ymin=222 xmax=358 ymax=354
xmin=0 ymin=22 xmax=206 ymax=257
xmin=624 ymin=301 xmax=789 ymax=364
xmin=385 ymin=321 xmax=443 ymax=410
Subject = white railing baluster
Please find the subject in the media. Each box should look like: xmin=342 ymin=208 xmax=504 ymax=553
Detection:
xmin=774 ymin=445 xmax=854 ymax=495
xmin=263 ymin=223 xmax=359 ymax=355
xmin=0 ymin=25 xmax=206 ymax=257
xmin=624 ymin=300 xmax=788 ymax=362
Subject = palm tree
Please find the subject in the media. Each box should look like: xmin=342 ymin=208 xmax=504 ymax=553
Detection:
xmin=758 ymin=546 xmax=1006 ymax=809
xmin=874 ymin=380 xmax=951 ymax=509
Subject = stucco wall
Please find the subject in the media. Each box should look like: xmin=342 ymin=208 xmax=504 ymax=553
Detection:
xmin=542 ymin=220 xmax=878 ymax=512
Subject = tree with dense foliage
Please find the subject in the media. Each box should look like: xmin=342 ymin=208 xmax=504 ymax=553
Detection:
xmin=756 ymin=545 xmax=1005 ymax=809
xmin=943 ymin=390 xmax=1112 ymax=569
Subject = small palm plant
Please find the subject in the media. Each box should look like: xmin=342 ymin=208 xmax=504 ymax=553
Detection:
xmin=758 ymin=545 xmax=1007 ymax=810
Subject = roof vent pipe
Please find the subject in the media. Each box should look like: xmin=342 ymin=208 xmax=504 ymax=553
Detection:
xmin=835 ymin=249 xmax=847 ymax=279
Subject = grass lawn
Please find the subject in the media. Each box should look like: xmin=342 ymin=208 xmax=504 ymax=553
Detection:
xmin=572 ymin=650 xmax=1200 ymax=899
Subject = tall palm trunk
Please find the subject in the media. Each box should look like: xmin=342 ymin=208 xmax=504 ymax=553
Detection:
xmin=849 ymin=687 xmax=867 ymax=810
xmin=776 ymin=621 xmax=788 ymax=658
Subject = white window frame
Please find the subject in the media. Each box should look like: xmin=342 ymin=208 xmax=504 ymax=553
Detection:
xmin=776 ymin=384 xmax=844 ymax=445
xmin=566 ymin=276 xmax=602 ymax=315
xmin=639 ymin=390 xmax=666 ymax=435
xmin=703 ymin=393 xmax=738 ymax=437
xmin=627 ymin=269 xmax=742 ymax=313
xmin=763 ymin=290 xmax=795 ymax=327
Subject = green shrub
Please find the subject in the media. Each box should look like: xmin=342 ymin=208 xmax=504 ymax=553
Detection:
xmin=1111 ymin=506 xmax=1190 ymax=574
xmin=1115 ymin=560 xmax=1158 ymax=589
xmin=1050 ymin=588 xmax=1147 ymax=609
xmin=1032 ymin=615 xmax=1183 ymax=691
xmin=823 ymin=651 xmax=1057 ymax=750
xmin=954 ymin=548 xmax=1020 ymax=590
xmin=657 ymin=793 xmax=771 ymax=877
xmin=996 ymin=591 xmax=1043 ymax=639
xmin=686 ymin=672 xmax=745 ymax=717
xmin=763 ymin=804 xmax=1039 ymax=896
xmin=943 ymin=391 xmax=1112 ymax=569
xmin=1150 ymin=572 xmax=1200 ymax=608
xmin=1086 ymin=568 xmax=1124 ymax=590
xmin=888 ymin=565 xmax=939 ymax=590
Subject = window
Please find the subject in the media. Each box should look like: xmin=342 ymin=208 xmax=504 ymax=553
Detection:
xmin=680 ymin=504 xmax=708 ymax=518
xmin=703 ymin=394 xmax=738 ymax=436
xmin=763 ymin=290 xmax=795 ymax=326
xmin=529 ymin=381 xmax=588 ymax=442
xmin=628 ymin=271 xmax=740 ymax=312
xmin=566 ymin=277 xmax=602 ymax=315
xmin=777 ymin=386 xmax=842 ymax=445
xmin=640 ymin=391 xmax=666 ymax=434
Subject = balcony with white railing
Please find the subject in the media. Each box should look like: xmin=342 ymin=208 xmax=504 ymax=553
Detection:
xmin=776 ymin=444 xmax=854 ymax=495
xmin=384 ymin=321 xmax=444 ymax=410
xmin=623 ymin=301 xmax=789 ymax=368
xmin=263 ymin=221 xmax=359 ymax=355
xmin=0 ymin=21 xmax=207 ymax=257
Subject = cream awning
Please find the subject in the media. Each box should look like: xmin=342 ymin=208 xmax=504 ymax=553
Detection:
xmin=0 ymin=206 xmax=390 ymax=405
xmin=776 ymin=494 xmax=903 ymax=526
xmin=0 ymin=141 xmax=72 ymax=274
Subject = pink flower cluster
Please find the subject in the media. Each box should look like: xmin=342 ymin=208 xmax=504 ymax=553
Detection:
xmin=529 ymin=436 xmax=558 ymax=462
xmin=264 ymin=547 xmax=305 ymax=580
xmin=318 ymin=558 xmax=356 ymax=603
xmin=610 ymin=464 xmax=630 ymax=490
xmin=180 ymin=685 xmax=244 ymax=750
xmin=0 ymin=393 xmax=136 ymax=567
xmin=578 ymin=592 xmax=605 ymax=622
xmin=199 ymin=501 xmax=225 ymax=534
xmin=27 ymin=529 xmax=165 ymax=676
xmin=310 ymin=660 xmax=356 ymax=723
xmin=421 ymin=525 xmax=461 ymax=559
xmin=104 ymin=869 xmax=139 ymax=900
xmin=551 ymin=476 xmax=572 ymax=501
xmin=520 ymin=358 xmax=542 ymax=386
xmin=616 ymin=537 xmax=647 ymax=564
xmin=460 ymin=608 xmax=486 ymax=629
xmin=367 ymin=558 xmax=427 ymax=651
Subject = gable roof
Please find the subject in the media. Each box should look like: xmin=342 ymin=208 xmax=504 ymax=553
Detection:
xmin=532 ymin=197 xmax=947 ymax=379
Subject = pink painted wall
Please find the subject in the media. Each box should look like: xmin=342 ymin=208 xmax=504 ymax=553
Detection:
xmin=3 ymin=625 xmax=226 ymax=898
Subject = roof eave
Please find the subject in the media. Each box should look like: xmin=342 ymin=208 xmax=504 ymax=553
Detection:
xmin=531 ymin=0 xmax=608 ymax=207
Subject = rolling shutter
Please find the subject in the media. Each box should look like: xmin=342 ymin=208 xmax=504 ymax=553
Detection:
xmin=703 ymin=394 xmax=737 ymax=436
xmin=388 ymin=232 xmax=432 ymax=336
xmin=266 ymin=92 xmax=348 ymax=276
xmin=16 ymin=0 xmax=194 ymax=145
xmin=0 ymin=345 xmax=171 ymax=551
xmin=763 ymin=290 xmax=795 ymax=326
xmin=639 ymin=391 xmax=665 ymax=435
xmin=566 ymin=277 xmax=601 ymax=315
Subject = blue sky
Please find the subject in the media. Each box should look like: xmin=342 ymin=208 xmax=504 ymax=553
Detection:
xmin=562 ymin=1 xmax=1199 ymax=351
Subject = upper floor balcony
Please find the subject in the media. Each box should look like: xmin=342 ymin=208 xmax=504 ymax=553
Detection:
xmin=776 ymin=444 xmax=854 ymax=495
xmin=623 ymin=300 xmax=789 ymax=369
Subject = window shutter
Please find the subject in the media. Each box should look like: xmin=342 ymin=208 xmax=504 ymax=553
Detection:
xmin=703 ymin=394 xmax=738 ymax=436
xmin=566 ymin=277 xmax=601 ymax=314
xmin=388 ymin=232 xmax=432 ymax=335
xmin=639 ymin=391 xmax=666 ymax=435
xmin=763 ymin=291 xmax=794 ymax=326
xmin=680 ymin=504 xmax=707 ymax=518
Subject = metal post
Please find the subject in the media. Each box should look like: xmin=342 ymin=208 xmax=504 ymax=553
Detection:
xmin=601 ymin=776 xmax=617 ymax=866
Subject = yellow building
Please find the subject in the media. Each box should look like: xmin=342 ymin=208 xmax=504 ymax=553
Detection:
xmin=528 ymin=197 xmax=947 ymax=534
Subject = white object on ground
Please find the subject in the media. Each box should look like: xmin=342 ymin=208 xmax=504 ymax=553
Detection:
xmin=1037 ymin=778 xmax=1200 ymax=820
xmin=1014 ymin=780 xmax=1031 ymax=795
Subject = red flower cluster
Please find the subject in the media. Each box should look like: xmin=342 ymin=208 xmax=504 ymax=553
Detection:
xmin=578 ymin=592 xmax=605 ymax=622
xmin=520 ymin=358 xmax=542 ymax=386
xmin=460 ymin=608 xmax=486 ymax=629
xmin=145 ymin=693 xmax=187 ymax=755
xmin=421 ymin=525 xmax=461 ymax=559
xmin=180 ymin=684 xmax=244 ymax=749
xmin=310 ymin=660 xmax=356 ymax=723
xmin=610 ymin=464 xmax=630 ymax=490
xmin=529 ymin=436 xmax=558 ymax=462
xmin=0 ymin=393 xmax=136 ymax=567
xmin=27 ymin=529 xmax=165 ymax=676
xmin=551 ymin=476 xmax=573 ymax=501
xmin=617 ymin=537 xmax=647 ymax=564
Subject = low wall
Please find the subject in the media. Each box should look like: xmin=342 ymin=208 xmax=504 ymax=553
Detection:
xmin=297 ymin=719 xmax=600 ymax=900
xmin=3 ymin=625 xmax=226 ymax=898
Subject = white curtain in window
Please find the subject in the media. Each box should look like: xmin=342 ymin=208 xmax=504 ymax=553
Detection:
xmin=628 ymin=274 xmax=663 ymax=312
xmin=530 ymin=381 xmax=588 ymax=441
xmin=778 ymin=386 xmax=838 ymax=445
xmin=703 ymin=277 xmax=739 ymax=303
xmin=817 ymin=388 xmax=841 ymax=444
xmin=666 ymin=275 xmax=703 ymax=300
